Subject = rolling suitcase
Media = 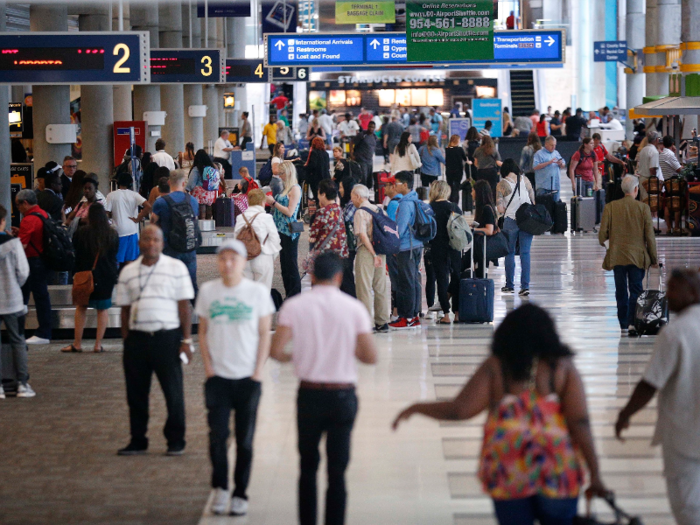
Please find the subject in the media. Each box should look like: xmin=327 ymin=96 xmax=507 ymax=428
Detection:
xmin=551 ymin=200 xmax=568 ymax=234
xmin=633 ymin=266 xmax=669 ymax=336
xmin=213 ymin=197 xmax=233 ymax=227
xmin=460 ymin=179 xmax=473 ymax=213
xmin=535 ymin=190 xmax=556 ymax=219
xmin=459 ymin=234 xmax=494 ymax=324
xmin=571 ymin=178 xmax=596 ymax=233
xmin=595 ymin=188 xmax=606 ymax=224
xmin=606 ymin=179 xmax=624 ymax=204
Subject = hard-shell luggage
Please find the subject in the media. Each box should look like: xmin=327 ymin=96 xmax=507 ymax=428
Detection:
xmin=459 ymin=234 xmax=494 ymax=324
xmin=535 ymin=191 xmax=555 ymax=218
xmin=571 ymin=179 xmax=596 ymax=233
xmin=606 ymin=179 xmax=624 ymax=204
xmin=213 ymin=197 xmax=233 ymax=227
xmin=460 ymin=179 xmax=473 ymax=213
xmin=633 ymin=266 xmax=669 ymax=336
xmin=551 ymin=200 xmax=568 ymax=234
xmin=595 ymin=188 xmax=606 ymax=224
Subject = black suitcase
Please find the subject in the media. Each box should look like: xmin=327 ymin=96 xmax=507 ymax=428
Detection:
xmin=606 ymin=180 xmax=624 ymax=204
xmin=458 ymin=235 xmax=494 ymax=324
xmin=460 ymin=179 xmax=473 ymax=213
xmin=595 ymin=188 xmax=606 ymax=224
xmin=551 ymin=200 xmax=568 ymax=234
xmin=213 ymin=197 xmax=233 ymax=227
xmin=535 ymin=191 xmax=556 ymax=219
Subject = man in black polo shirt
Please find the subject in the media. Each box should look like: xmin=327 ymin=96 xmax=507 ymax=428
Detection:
xmin=566 ymin=108 xmax=587 ymax=141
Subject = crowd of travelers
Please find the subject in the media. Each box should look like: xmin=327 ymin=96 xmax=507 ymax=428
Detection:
xmin=2 ymin=98 xmax=699 ymax=525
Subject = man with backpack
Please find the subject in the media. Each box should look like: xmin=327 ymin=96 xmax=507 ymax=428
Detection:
xmin=12 ymin=189 xmax=53 ymax=344
xmin=152 ymin=170 xmax=201 ymax=296
xmin=351 ymin=184 xmax=393 ymax=333
xmin=389 ymin=170 xmax=435 ymax=329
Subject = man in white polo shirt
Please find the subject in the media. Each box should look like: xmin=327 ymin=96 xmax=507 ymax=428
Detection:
xmin=270 ymin=252 xmax=377 ymax=525
xmin=214 ymin=130 xmax=236 ymax=179
xmin=116 ymin=225 xmax=194 ymax=457
xmin=616 ymin=270 xmax=700 ymax=525
xmin=195 ymin=239 xmax=275 ymax=517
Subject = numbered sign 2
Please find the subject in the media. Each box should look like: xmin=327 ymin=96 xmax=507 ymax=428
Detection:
xmin=0 ymin=31 xmax=149 ymax=84
xmin=150 ymin=49 xmax=226 ymax=84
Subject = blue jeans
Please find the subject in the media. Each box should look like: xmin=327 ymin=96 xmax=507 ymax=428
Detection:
xmin=493 ymin=496 xmax=578 ymax=525
xmin=613 ymin=265 xmax=645 ymax=329
xmin=503 ymin=217 xmax=533 ymax=290
xmin=164 ymin=248 xmax=198 ymax=297
xmin=21 ymin=257 xmax=52 ymax=340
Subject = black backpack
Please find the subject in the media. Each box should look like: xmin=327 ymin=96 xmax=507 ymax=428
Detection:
xmin=348 ymin=160 xmax=364 ymax=182
xmin=163 ymin=195 xmax=201 ymax=253
xmin=258 ymin=158 xmax=273 ymax=186
xmin=29 ymin=212 xmax=75 ymax=271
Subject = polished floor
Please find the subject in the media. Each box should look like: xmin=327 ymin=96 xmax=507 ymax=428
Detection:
xmin=3 ymin=187 xmax=700 ymax=525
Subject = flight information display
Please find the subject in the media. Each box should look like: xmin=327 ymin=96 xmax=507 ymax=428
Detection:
xmin=150 ymin=49 xmax=225 ymax=83
xmin=266 ymin=30 xmax=565 ymax=68
xmin=226 ymin=59 xmax=270 ymax=83
xmin=0 ymin=32 xmax=149 ymax=84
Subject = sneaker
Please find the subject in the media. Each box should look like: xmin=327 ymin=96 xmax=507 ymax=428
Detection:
xmin=409 ymin=317 xmax=421 ymax=328
xmin=0 ymin=385 xmax=5 ymax=399
xmin=389 ymin=317 xmax=411 ymax=330
xmin=166 ymin=445 xmax=186 ymax=456
xmin=518 ymin=289 xmax=530 ymax=297
xmin=374 ymin=323 xmax=389 ymax=333
xmin=621 ymin=328 xmax=629 ymax=336
xmin=17 ymin=383 xmax=36 ymax=398
xmin=390 ymin=315 xmax=399 ymax=323
xmin=230 ymin=496 xmax=249 ymax=516
xmin=210 ymin=488 xmax=229 ymax=515
xmin=628 ymin=325 xmax=639 ymax=337
xmin=428 ymin=304 xmax=443 ymax=312
xmin=25 ymin=335 xmax=50 ymax=345
xmin=117 ymin=443 xmax=148 ymax=456
xmin=501 ymin=287 xmax=515 ymax=294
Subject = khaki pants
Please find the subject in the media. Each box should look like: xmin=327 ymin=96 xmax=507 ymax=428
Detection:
xmin=355 ymin=246 xmax=390 ymax=326
xmin=244 ymin=253 xmax=275 ymax=290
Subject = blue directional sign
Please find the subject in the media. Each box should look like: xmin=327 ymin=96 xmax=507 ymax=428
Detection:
xmin=0 ymin=32 xmax=149 ymax=85
xmin=150 ymin=49 xmax=225 ymax=84
xmin=266 ymin=30 xmax=565 ymax=67
xmin=594 ymin=40 xmax=628 ymax=62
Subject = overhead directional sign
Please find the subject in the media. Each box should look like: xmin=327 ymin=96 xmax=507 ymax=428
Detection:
xmin=593 ymin=40 xmax=627 ymax=62
xmin=0 ymin=32 xmax=150 ymax=85
xmin=226 ymin=59 xmax=270 ymax=83
xmin=265 ymin=30 xmax=564 ymax=67
xmin=150 ymin=49 xmax=225 ymax=84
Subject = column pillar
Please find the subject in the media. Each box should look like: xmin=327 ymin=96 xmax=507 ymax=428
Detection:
xmin=131 ymin=4 xmax=160 ymax=152
xmin=112 ymin=2 xmax=132 ymax=122
xmin=645 ymin=0 xmax=659 ymax=96
xmin=228 ymin=17 xmax=248 ymax=128
xmin=0 ymin=3 xmax=11 ymax=215
xmin=626 ymin=0 xmax=645 ymax=138
xmin=183 ymin=4 xmax=204 ymax=150
xmin=656 ymin=0 xmax=681 ymax=95
xmin=681 ymin=0 xmax=700 ymax=135
xmin=79 ymin=8 xmax=114 ymax=190
xmin=203 ymin=85 xmax=220 ymax=152
xmin=30 ymin=4 xmax=71 ymax=169
xmin=159 ymin=2 xmax=185 ymax=157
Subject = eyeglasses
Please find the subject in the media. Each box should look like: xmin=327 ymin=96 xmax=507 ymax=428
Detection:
xmin=64 ymin=164 xmax=77 ymax=169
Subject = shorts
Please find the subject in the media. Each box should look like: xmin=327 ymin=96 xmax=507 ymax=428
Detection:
xmin=117 ymin=233 xmax=140 ymax=264
xmin=88 ymin=298 xmax=112 ymax=310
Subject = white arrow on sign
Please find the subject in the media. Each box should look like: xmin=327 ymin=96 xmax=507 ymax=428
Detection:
xmin=595 ymin=49 xmax=600 ymax=54
xmin=275 ymin=41 xmax=285 ymax=50
xmin=370 ymin=39 xmax=380 ymax=49
xmin=546 ymin=36 xmax=555 ymax=46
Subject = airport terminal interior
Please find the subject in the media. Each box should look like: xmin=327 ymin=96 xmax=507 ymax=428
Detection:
xmin=1 ymin=1 xmax=700 ymax=524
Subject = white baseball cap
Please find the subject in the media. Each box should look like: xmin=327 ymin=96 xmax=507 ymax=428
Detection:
xmin=216 ymin=239 xmax=247 ymax=259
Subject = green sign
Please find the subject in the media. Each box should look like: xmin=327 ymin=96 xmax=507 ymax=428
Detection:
xmin=335 ymin=0 xmax=395 ymax=24
xmin=406 ymin=0 xmax=494 ymax=62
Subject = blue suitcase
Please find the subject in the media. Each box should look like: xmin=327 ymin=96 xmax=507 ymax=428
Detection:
xmin=459 ymin=234 xmax=495 ymax=323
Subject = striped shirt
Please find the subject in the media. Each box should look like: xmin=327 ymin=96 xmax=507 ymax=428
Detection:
xmin=116 ymin=254 xmax=194 ymax=332
xmin=659 ymin=148 xmax=681 ymax=181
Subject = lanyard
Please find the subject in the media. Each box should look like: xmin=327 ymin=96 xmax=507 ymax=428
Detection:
xmin=135 ymin=260 xmax=158 ymax=304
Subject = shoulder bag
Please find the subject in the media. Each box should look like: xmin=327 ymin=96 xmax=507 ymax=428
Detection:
xmin=484 ymin=206 xmax=511 ymax=261
xmin=72 ymin=252 xmax=99 ymax=306
xmin=285 ymin=188 xmax=305 ymax=234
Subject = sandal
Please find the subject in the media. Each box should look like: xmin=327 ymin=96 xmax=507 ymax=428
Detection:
xmin=93 ymin=346 xmax=105 ymax=353
xmin=61 ymin=344 xmax=82 ymax=353
xmin=438 ymin=316 xmax=452 ymax=325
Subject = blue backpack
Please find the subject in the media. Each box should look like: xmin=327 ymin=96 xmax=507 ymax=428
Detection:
xmin=359 ymin=206 xmax=400 ymax=255
xmin=411 ymin=200 xmax=437 ymax=242
xmin=258 ymin=158 xmax=273 ymax=185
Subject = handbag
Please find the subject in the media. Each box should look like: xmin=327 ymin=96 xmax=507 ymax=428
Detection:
xmin=573 ymin=494 xmax=643 ymax=525
xmin=72 ymin=252 xmax=99 ymax=306
xmin=286 ymin=195 xmax=305 ymax=233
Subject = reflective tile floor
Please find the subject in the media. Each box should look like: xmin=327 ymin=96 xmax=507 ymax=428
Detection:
xmin=196 ymin=232 xmax=700 ymax=525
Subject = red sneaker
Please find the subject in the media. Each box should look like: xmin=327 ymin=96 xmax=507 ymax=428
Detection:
xmin=409 ymin=317 xmax=421 ymax=327
xmin=389 ymin=317 xmax=411 ymax=330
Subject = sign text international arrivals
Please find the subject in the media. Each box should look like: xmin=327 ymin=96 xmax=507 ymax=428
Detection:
xmin=406 ymin=0 xmax=494 ymax=62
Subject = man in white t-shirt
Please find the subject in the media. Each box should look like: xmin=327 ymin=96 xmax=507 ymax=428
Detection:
xmin=319 ymin=109 xmax=334 ymax=147
xmin=270 ymin=252 xmax=377 ymax=525
xmin=214 ymin=130 xmax=236 ymax=179
xmin=196 ymin=239 xmax=275 ymax=517
xmin=635 ymin=131 xmax=661 ymax=203
xmin=338 ymin=112 xmax=359 ymax=139
xmin=105 ymin=172 xmax=152 ymax=267
xmin=151 ymin=138 xmax=176 ymax=171
xmin=616 ymin=270 xmax=700 ymax=525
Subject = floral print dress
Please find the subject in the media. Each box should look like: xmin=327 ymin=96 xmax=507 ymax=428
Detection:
xmin=303 ymin=203 xmax=349 ymax=273
xmin=478 ymin=376 xmax=584 ymax=500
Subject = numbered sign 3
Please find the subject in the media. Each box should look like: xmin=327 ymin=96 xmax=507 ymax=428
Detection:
xmin=150 ymin=49 xmax=226 ymax=84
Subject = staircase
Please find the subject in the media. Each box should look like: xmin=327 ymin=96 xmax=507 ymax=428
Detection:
xmin=509 ymin=70 xmax=536 ymax=116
